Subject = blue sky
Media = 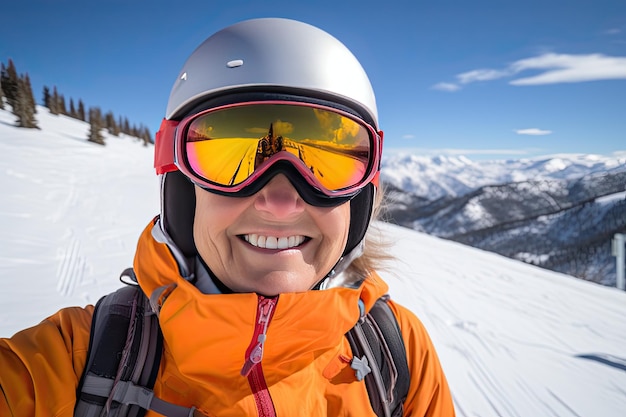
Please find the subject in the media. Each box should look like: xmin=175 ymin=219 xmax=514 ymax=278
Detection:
xmin=2 ymin=0 xmax=625 ymax=160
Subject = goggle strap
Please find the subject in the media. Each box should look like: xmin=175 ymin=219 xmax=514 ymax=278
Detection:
xmin=154 ymin=118 xmax=180 ymax=174
xmin=371 ymin=171 xmax=380 ymax=187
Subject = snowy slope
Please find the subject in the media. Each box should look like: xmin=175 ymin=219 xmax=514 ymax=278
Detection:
xmin=1 ymin=107 xmax=626 ymax=416
xmin=0 ymin=107 xmax=159 ymax=325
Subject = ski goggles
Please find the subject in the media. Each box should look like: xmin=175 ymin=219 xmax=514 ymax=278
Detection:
xmin=155 ymin=101 xmax=383 ymax=199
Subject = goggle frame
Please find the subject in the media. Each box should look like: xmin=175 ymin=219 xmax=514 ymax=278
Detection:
xmin=155 ymin=100 xmax=383 ymax=199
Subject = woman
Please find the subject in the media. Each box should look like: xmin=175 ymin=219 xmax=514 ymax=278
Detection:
xmin=0 ymin=18 xmax=455 ymax=416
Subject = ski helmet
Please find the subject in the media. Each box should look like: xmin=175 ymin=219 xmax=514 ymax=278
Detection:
xmin=156 ymin=17 xmax=382 ymax=259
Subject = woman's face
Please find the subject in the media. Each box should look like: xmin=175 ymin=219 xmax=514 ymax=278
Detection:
xmin=193 ymin=174 xmax=350 ymax=295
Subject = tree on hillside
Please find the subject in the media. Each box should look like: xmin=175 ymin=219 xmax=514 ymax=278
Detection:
xmin=122 ymin=117 xmax=130 ymax=136
xmin=1 ymin=60 xmax=38 ymax=128
xmin=13 ymin=74 xmax=38 ymax=129
xmin=77 ymin=99 xmax=86 ymax=121
xmin=104 ymin=111 xmax=120 ymax=136
xmin=23 ymin=74 xmax=36 ymax=114
xmin=69 ymin=98 xmax=76 ymax=118
xmin=87 ymin=107 xmax=105 ymax=145
xmin=139 ymin=125 xmax=153 ymax=146
xmin=49 ymin=86 xmax=60 ymax=115
xmin=0 ymin=78 xmax=4 ymax=109
xmin=42 ymin=86 xmax=51 ymax=109
xmin=58 ymin=94 xmax=67 ymax=115
xmin=1 ymin=60 xmax=20 ymax=109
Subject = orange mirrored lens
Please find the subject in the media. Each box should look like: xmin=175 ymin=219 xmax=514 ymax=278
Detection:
xmin=184 ymin=104 xmax=371 ymax=191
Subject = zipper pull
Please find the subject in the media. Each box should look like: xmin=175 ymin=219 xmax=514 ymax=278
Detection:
xmin=241 ymin=296 xmax=277 ymax=376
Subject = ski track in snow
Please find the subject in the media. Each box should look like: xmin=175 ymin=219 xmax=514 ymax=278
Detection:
xmin=55 ymin=232 xmax=86 ymax=297
xmin=379 ymin=222 xmax=626 ymax=416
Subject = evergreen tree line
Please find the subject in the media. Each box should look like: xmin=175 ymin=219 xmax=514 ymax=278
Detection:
xmin=1 ymin=59 xmax=153 ymax=146
xmin=0 ymin=59 xmax=37 ymax=128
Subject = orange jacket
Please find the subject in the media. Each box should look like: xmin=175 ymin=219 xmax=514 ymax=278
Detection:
xmin=0 ymin=220 xmax=455 ymax=416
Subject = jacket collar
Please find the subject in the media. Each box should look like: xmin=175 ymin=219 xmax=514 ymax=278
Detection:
xmin=132 ymin=219 xmax=390 ymax=409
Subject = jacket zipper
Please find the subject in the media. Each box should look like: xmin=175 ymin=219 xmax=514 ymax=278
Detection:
xmin=241 ymin=295 xmax=278 ymax=416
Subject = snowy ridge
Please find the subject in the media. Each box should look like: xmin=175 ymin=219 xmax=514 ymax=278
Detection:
xmin=381 ymin=152 xmax=626 ymax=200
xmin=381 ymin=150 xmax=626 ymax=285
xmin=1 ymin=106 xmax=626 ymax=416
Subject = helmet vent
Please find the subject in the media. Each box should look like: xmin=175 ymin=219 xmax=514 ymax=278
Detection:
xmin=226 ymin=59 xmax=244 ymax=68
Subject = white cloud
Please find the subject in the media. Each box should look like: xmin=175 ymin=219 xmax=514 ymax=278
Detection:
xmin=516 ymin=128 xmax=552 ymax=136
xmin=604 ymin=28 xmax=622 ymax=35
xmin=436 ymin=53 xmax=626 ymax=89
xmin=402 ymin=134 xmax=415 ymax=139
xmin=431 ymin=82 xmax=461 ymax=92
xmin=456 ymin=68 xmax=511 ymax=84
xmin=509 ymin=53 xmax=626 ymax=85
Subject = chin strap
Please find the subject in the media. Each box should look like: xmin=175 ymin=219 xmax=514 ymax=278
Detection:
xmin=152 ymin=216 xmax=195 ymax=282
xmin=314 ymin=240 xmax=366 ymax=290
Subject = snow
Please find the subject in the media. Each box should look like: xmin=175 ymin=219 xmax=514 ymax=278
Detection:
xmin=381 ymin=151 xmax=626 ymax=200
xmin=2 ymin=106 xmax=626 ymax=416
xmin=597 ymin=191 xmax=626 ymax=205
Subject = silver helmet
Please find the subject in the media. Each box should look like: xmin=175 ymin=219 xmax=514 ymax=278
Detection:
xmin=165 ymin=17 xmax=378 ymax=128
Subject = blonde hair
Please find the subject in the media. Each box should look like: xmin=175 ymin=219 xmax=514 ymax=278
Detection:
xmin=348 ymin=184 xmax=396 ymax=276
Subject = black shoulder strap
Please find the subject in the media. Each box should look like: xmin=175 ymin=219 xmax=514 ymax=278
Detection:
xmin=346 ymin=297 xmax=411 ymax=417
xmin=74 ymin=272 xmax=164 ymax=417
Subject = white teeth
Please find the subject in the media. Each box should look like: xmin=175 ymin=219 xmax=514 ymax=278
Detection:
xmin=248 ymin=234 xmax=258 ymax=246
xmin=266 ymin=236 xmax=278 ymax=249
xmin=244 ymin=234 xmax=305 ymax=249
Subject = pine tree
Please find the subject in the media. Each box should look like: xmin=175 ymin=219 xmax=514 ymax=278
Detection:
xmin=0 ymin=77 xmax=4 ymax=110
xmin=49 ymin=86 xmax=60 ymax=115
xmin=130 ymin=122 xmax=135 ymax=137
xmin=69 ymin=98 xmax=76 ymax=118
xmin=140 ymin=125 xmax=153 ymax=146
xmin=87 ymin=107 xmax=105 ymax=145
xmin=59 ymin=94 xmax=67 ymax=115
xmin=104 ymin=111 xmax=120 ymax=136
xmin=43 ymin=86 xmax=51 ymax=109
xmin=77 ymin=99 xmax=86 ymax=121
xmin=13 ymin=74 xmax=38 ymax=129
xmin=1 ymin=60 xmax=20 ymax=109
xmin=23 ymin=74 xmax=36 ymax=115
xmin=123 ymin=117 xmax=130 ymax=135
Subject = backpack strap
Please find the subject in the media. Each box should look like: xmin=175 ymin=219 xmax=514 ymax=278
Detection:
xmin=75 ymin=270 xmax=195 ymax=417
xmin=346 ymin=296 xmax=411 ymax=417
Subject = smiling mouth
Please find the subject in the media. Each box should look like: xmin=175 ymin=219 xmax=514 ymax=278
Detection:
xmin=242 ymin=234 xmax=308 ymax=249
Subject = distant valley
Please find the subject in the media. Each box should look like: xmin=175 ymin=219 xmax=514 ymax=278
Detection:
xmin=380 ymin=153 xmax=626 ymax=286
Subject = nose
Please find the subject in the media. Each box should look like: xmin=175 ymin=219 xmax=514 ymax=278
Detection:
xmin=254 ymin=174 xmax=305 ymax=218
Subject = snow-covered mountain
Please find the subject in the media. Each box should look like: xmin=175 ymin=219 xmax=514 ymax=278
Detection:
xmin=381 ymin=153 xmax=626 ymax=285
xmin=381 ymin=153 xmax=626 ymax=200
xmin=1 ymin=105 xmax=626 ymax=415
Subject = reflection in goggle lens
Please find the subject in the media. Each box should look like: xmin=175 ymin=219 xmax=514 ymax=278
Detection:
xmin=184 ymin=104 xmax=372 ymax=192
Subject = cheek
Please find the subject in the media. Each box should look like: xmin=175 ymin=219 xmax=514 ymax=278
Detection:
xmin=192 ymin=188 xmax=241 ymax=254
xmin=322 ymin=204 xmax=351 ymax=250
xmin=193 ymin=203 xmax=218 ymax=256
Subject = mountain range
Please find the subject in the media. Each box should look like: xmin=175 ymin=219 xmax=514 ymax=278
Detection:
xmin=380 ymin=153 xmax=626 ymax=286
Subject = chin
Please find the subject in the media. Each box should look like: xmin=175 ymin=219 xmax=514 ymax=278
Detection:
xmin=248 ymin=273 xmax=318 ymax=296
